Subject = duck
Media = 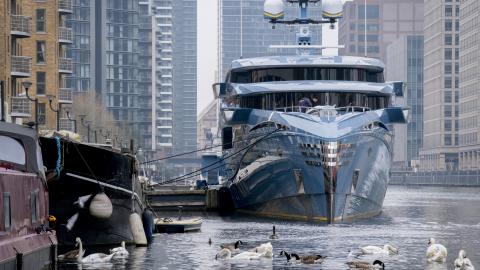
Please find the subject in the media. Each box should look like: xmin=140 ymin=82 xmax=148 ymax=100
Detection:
xmin=269 ymin=226 xmax=279 ymax=239
xmin=215 ymin=248 xmax=232 ymax=260
xmin=361 ymin=244 xmax=398 ymax=255
xmin=426 ymin=238 xmax=448 ymax=263
xmin=109 ymin=241 xmax=129 ymax=259
xmin=220 ymin=240 xmax=243 ymax=251
xmin=81 ymin=252 xmax=115 ymax=264
xmin=346 ymin=260 xmax=385 ymax=269
xmin=58 ymin=237 xmax=85 ymax=262
xmin=454 ymin=250 xmax=475 ymax=270
xmin=280 ymin=250 xmax=326 ymax=264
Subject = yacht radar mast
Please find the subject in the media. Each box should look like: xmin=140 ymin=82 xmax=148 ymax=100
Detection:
xmin=263 ymin=0 xmax=344 ymax=55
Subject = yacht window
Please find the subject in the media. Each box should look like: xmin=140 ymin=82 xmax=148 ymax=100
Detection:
xmin=230 ymin=67 xmax=384 ymax=83
xmin=0 ymin=136 xmax=26 ymax=165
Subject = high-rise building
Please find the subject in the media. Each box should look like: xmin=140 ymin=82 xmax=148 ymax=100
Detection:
xmin=458 ymin=0 xmax=480 ymax=170
xmin=218 ymin=0 xmax=322 ymax=80
xmin=1 ymin=0 xmax=73 ymax=130
xmin=386 ymin=35 xmax=424 ymax=168
xmin=419 ymin=0 xmax=460 ymax=171
xmin=338 ymin=0 xmax=424 ymax=62
xmin=197 ymin=100 xmax=220 ymax=151
xmin=153 ymin=0 xmax=197 ymax=155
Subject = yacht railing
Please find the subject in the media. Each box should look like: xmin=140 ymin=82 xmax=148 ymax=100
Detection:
xmin=274 ymin=106 xmax=371 ymax=114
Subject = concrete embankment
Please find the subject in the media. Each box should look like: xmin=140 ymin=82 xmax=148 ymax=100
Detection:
xmin=390 ymin=172 xmax=480 ymax=186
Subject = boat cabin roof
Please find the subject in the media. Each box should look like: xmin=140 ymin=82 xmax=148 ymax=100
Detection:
xmin=231 ymin=81 xmax=395 ymax=96
xmin=231 ymin=55 xmax=385 ymax=71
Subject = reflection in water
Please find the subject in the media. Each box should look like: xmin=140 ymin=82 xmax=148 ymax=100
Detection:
xmin=58 ymin=186 xmax=480 ymax=269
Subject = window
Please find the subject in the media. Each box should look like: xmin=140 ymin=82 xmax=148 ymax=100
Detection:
xmin=445 ymin=48 xmax=452 ymax=60
xmin=455 ymin=20 xmax=459 ymax=31
xmin=36 ymin=72 xmax=45 ymax=95
xmin=445 ymin=63 xmax=452 ymax=74
xmin=3 ymin=193 xmax=11 ymax=230
xmin=455 ymin=34 xmax=459 ymax=45
xmin=445 ymin=120 xmax=452 ymax=130
xmin=445 ymin=6 xmax=452 ymax=17
xmin=445 ymin=78 xmax=452 ymax=88
xmin=31 ymin=191 xmax=38 ymax=224
xmin=455 ymin=77 xmax=459 ymax=89
xmin=36 ymin=41 xmax=46 ymax=64
xmin=358 ymin=5 xmax=380 ymax=19
xmin=0 ymin=136 xmax=26 ymax=165
xmin=445 ymin=135 xmax=452 ymax=146
xmin=36 ymin=9 xmax=45 ymax=32
xmin=455 ymin=5 xmax=459 ymax=16
xmin=444 ymin=91 xmax=452 ymax=103
xmin=455 ymin=48 xmax=459 ymax=59
xmin=37 ymin=103 xmax=46 ymax=125
xmin=445 ymin=34 xmax=452 ymax=45
xmin=445 ymin=20 xmax=452 ymax=31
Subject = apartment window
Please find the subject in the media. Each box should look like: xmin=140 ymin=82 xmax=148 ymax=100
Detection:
xmin=455 ymin=34 xmax=459 ymax=45
xmin=36 ymin=72 xmax=45 ymax=95
xmin=455 ymin=20 xmax=459 ymax=31
xmin=444 ymin=91 xmax=452 ymax=103
xmin=445 ymin=48 xmax=452 ymax=60
xmin=455 ymin=63 xmax=459 ymax=74
xmin=445 ymin=6 xmax=452 ymax=17
xmin=445 ymin=34 xmax=452 ymax=45
xmin=3 ymin=193 xmax=11 ymax=230
xmin=455 ymin=48 xmax=459 ymax=59
xmin=37 ymin=103 xmax=46 ymax=125
xmin=445 ymin=120 xmax=452 ymax=130
xmin=455 ymin=77 xmax=459 ymax=89
xmin=445 ymin=78 xmax=452 ymax=88
xmin=36 ymin=41 xmax=46 ymax=64
xmin=455 ymin=91 xmax=459 ymax=102
xmin=444 ymin=106 xmax=452 ymax=117
xmin=358 ymin=5 xmax=379 ymax=19
xmin=445 ymin=63 xmax=452 ymax=74
xmin=444 ymin=135 xmax=452 ymax=146
xmin=36 ymin=9 xmax=46 ymax=32
xmin=455 ymin=5 xmax=459 ymax=16
xmin=445 ymin=21 xmax=452 ymax=31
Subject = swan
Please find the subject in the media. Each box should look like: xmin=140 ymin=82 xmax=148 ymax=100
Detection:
xmin=426 ymin=238 xmax=448 ymax=263
xmin=454 ymin=250 xmax=475 ymax=270
xmin=346 ymin=260 xmax=385 ymax=269
xmin=58 ymin=237 xmax=85 ymax=262
xmin=361 ymin=244 xmax=398 ymax=255
xmin=81 ymin=252 xmax=115 ymax=264
xmin=280 ymin=250 xmax=326 ymax=264
xmin=249 ymin=242 xmax=273 ymax=254
xmin=215 ymin=248 xmax=231 ymax=260
xmin=110 ymin=241 xmax=129 ymax=259
xmin=220 ymin=240 xmax=243 ymax=251
xmin=269 ymin=226 xmax=279 ymax=239
xmin=232 ymin=251 xmax=265 ymax=260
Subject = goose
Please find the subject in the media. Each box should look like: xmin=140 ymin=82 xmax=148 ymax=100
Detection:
xmin=109 ymin=241 xmax=129 ymax=259
xmin=208 ymin=238 xmax=212 ymax=245
xmin=280 ymin=251 xmax=326 ymax=264
xmin=81 ymin=252 xmax=115 ymax=264
xmin=361 ymin=244 xmax=398 ymax=255
xmin=220 ymin=240 xmax=243 ymax=251
xmin=454 ymin=250 xmax=475 ymax=270
xmin=215 ymin=248 xmax=232 ymax=260
xmin=269 ymin=226 xmax=279 ymax=239
xmin=58 ymin=237 xmax=85 ymax=262
xmin=426 ymin=238 xmax=448 ymax=263
xmin=346 ymin=260 xmax=385 ymax=269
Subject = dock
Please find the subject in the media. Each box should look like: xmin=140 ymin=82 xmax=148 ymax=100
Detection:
xmin=145 ymin=186 xmax=221 ymax=211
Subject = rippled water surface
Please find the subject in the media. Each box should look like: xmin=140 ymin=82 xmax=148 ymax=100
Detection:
xmin=59 ymin=186 xmax=480 ymax=269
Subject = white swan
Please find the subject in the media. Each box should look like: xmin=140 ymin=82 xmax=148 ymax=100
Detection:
xmin=361 ymin=244 xmax=398 ymax=255
xmin=81 ymin=252 xmax=115 ymax=264
xmin=215 ymin=248 xmax=231 ymax=260
xmin=232 ymin=251 xmax=265 ymax=260
xmin=454 ymin=250 xmax=475 ymax=270
xmin=110 ymin=241 xmax=129 ymax=259
xmin=426 ymin=238 xmax=448 ymax=263
xmin=249 ymin=242 xmax=273 ymax=257
xmin=58 ymin=237 xmax=85 ymax=262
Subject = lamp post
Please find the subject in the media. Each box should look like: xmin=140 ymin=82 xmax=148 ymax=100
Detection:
xmin=47 ymin=94 xmax=61 ymax=131
xmin=22 ymin=81 xmax=37 ymax=132
xmin=79 ymin=114 xmax=90 ymax=143
xmin=66 ymin=111 xmax=77 ymax=133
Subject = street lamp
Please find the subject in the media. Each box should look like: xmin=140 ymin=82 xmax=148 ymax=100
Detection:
xmin=66 ymin=111 xmax=77 ymax=133
xmin=47 ymin=94 xmax=61 ymax=131
xmin=22 ymin=81 xmax=37 ymax=132
xmin=79 ymin=114 xmax=91 ymax=143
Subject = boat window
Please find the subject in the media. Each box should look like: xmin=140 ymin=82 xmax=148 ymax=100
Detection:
xmin=31 ymin=191 xmax=39 ymax=224
xmin=239 ymin=92 xmax=389 ymax=110
xmin=3 ymin=193 xmax=11 ymax=230
xmin=0 ymin=136 xmax=26 ymax=165
xmin=230 ymin=67 xmax=384 ymax=83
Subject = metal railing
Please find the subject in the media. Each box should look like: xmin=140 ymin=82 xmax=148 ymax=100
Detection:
xmin=10 ymin=15 xmax=31 ymax=36
xmin=58 ymin=88 xmax=73 ymax=104
xmin=58 ymin=0 xmax=73 ymax=13
xmin=58 ymin=27 xmax=73 ymax=43
xmin=272 ymin=105 xmax=372 ymax=114
xmin=11 ymin=97 xmax=31 ymax=117
xmin=59 ymin=118 xmax=74 ymax=131
xmin=10 ymin=56 xmax=32 ymax=76
xmin=59 ymin=58 xmax=73 ymax=73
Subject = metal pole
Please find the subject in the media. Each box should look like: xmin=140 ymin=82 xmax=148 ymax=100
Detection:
xmin=364 ymin=0 xmax=367 ymax=57
xmin=57 ymin=103 xmax=61 ymax=131
xmin=87 ymin=125 xmax=90 ymax=143
xmin=240 ymin=0 xmax=243 ymax=58
xmin=34 ymin=99 xmax=38 ymax=133
xmin=94 ymin=130 xmax=97 ymax=143
xmin=0 ymin=81 xmax=4 ymax=122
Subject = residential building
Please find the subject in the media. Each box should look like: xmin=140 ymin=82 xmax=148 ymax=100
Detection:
xmin=338 ymin=0 xmax=424 ymax=62
xmin=419 ymin=0 xmax=460 ymax=171
xmin=458 ymin=0 xmax=480 ymax=170
xmin=386 ymin=35 xmax=424 ymax=168
xmin=197 ymin=99 xmax=220 ymax=152
xmin=153 ymin=0 xmax=197 ymax=155
xmin=218 ymin=0 xmax=322 ymax=80
xmin=0 ymin=0 xmax=73 ymax=130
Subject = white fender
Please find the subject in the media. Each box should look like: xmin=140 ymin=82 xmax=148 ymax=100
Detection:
xmin=264 ymin=0 xmax=285 ymax=20
xmin=129 ymin=213 xmax=147 ymax=246
xmin=89 ymin=193 xmax=113 ymax=219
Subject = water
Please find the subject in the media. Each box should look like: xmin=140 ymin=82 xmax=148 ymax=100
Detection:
xmin=59 ymin=186 xmax=480 ymax=269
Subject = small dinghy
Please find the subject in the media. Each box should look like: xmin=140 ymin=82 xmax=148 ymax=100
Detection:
xmin=154 ymin=217 xmax=203 ymax=233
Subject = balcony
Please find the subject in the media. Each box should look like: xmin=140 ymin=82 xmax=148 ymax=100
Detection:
xmin=59 ymin=58 xmax=73 ymax=74
xmin=10 ymin=56 xmax=32 ymax=77
xmin=59 ymin=118 xmax=74 ymax=132
xmin=58 ymin=27 xmax=73 ymax=44
xmin=11 ymin=97 xmax=31 ymax=118
xmin=58 ymin=0 xmax=73 ymax=14
xmin=10 ymin=15 xmax=31 ymax=37
xmin=58 ymin=88 xmax=73 ymax=104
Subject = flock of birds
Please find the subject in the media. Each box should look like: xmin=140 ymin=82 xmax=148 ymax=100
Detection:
xmin=57 ymin=237 xmax=129 ymax=264
xmin=213 ymin=227 xmax=476 ymax=270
